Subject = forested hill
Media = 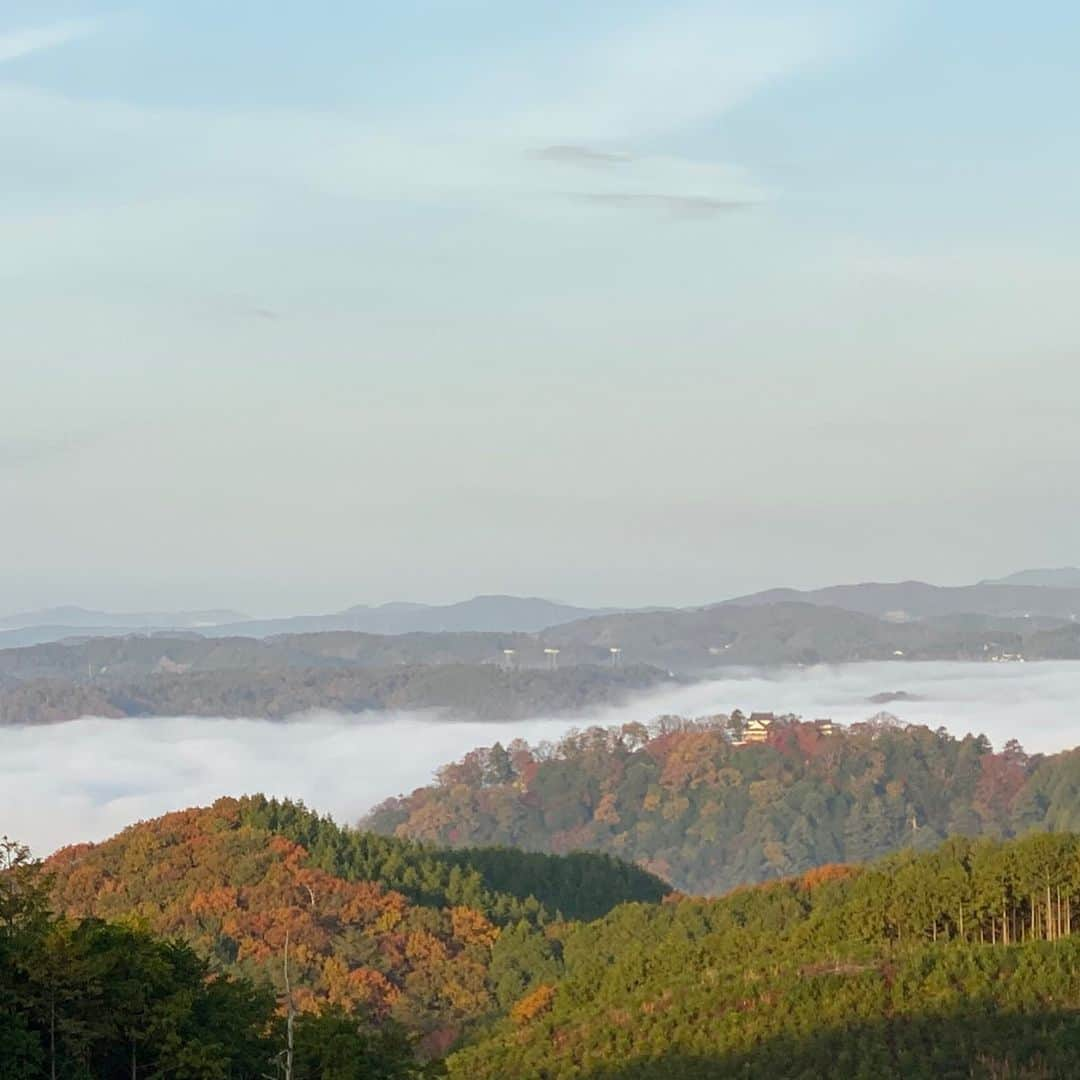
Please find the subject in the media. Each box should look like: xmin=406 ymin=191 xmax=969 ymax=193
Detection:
xmin=15 ymin=821 xmax=1080 ymax=1076
xmin=43 ymin=796 xmax=666 ymax=1051
xmin=1 ymin=835 xmax=437 ymax=1080
xmin=0 ymin=659 xmax=672 ymax=725
xmin=542 ymin=601 xmax=1080 ymax=668
xmin=446 ymin=832 xmax=1080 ymax=1079
xmin=364 ymin=714 xmax=1080 ymax=894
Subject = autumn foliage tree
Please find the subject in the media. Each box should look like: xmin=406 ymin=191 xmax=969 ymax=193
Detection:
xmin=365 ymin=716 xmax=1080 ymax=895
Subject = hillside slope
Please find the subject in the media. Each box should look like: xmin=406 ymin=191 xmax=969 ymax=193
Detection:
xmin=44 ymin=797 xmax=666 ymax=1048
xmin=446 ymin=832 xmax=1080 ymax=1079
xmin=365 ymin=716 xmax=1080 ymax=894
xmin=19 ymin=812 xmax=1080 ymax=1076
xmin=542 ymin=601 xmax=1080 ymax=669
xmin=1 ymin=835 xmax=438 ymax=1079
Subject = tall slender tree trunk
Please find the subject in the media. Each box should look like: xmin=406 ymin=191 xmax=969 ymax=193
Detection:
xmin=284 ymin=931 xmax=294 ymax=1080
xmin=50 ymin=997 xmax=56 ymax=1080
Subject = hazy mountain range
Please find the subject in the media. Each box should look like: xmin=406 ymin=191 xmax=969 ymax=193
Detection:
xmin=2 ymin=570 xmax=1079 ymax=725
xmin=980 ymin=567 xmax=1080 ymax=588
xmin=0 ymin=595 xmax=614 ymax=648
xmin=4 ymin=570 xmax=1080 ymax=648
xmin=723 ymin=577 xmax=1080 ymax=621
xmin=1 ymin=607 xmax=1079 ymax=727
xmin=203 ymin=595 xmax=617 ymax=638
xmin=0 ymin=605 xmax=249 ymax=633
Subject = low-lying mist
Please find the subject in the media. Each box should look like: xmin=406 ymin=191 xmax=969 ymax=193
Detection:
xmin=4 ymin=660 xmax=1079 ymax=858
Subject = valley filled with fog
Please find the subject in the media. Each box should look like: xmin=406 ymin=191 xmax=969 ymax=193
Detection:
xmin=5 ymin=659 xmax=1079 ymax=858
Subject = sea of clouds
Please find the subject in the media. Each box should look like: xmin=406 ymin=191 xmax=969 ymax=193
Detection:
xmin=3 ymin=660 xmax=1079 ymax=857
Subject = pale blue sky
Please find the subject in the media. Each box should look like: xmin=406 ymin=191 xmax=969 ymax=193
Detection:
xmin=2 ymin=2 xmax=1078 ymax=614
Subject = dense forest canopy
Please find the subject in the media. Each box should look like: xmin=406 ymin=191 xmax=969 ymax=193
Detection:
xmin=16 ymin=825 xmax=1080 ymax=1077
xmin=542 ymin=601 xmax=1080 ymax=668
xmin=364 ymin=713 xmax=1080 ymax=894
xmin=446 ymin=832 xmax=1080 ymax=1078
xmin=239 ymin=796 xmax=668 ymax=922
xmin=0 ymin=836 xmax=437 ymax=1079
xmin=41 ymin=796 xmax=665 ymax=1056
xmin=0 ymin=661 xmax=672 ymax=725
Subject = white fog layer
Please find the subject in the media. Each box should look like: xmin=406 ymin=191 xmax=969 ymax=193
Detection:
xmin=3 ymin=661 xmax=1079 ymax=857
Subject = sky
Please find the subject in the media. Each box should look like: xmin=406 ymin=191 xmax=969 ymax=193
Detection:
xmin=6 ymin=660 xmax=1080 ymax=856
xmin=2 ymin=2 xmax=1078 ymax=615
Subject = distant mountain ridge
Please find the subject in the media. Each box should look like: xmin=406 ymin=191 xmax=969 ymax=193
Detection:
xmin=204 ymin=594 xmax=617 ymax=638
xmin=4 ymin=573 xmax=1079 ymax=721
xmin=541 ymin=600 xmax=1080 ymax=669
xmin=721 ymin=579 xmax=1080 ymax=620
xmin=0 ymin=605 xmax=248 ymax=631
xmin=980 ymin=567 xmax=1080 ymax=588
xmin=8 ymin=569 xmax=1079 ymax=644
xmin=0 ymin=595 xmax=617 ymax=646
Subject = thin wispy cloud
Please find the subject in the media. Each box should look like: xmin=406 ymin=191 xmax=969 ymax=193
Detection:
xmin=0 ymin=84 xmax=761 ymax=226
xmin=534 ymin=145 xmax=633 ymax=169
xmin=200 ymin=294 xmax=283 ymax=323
xmin=0 ymin=5 xmax=808 ymax=230
xmin=575 ymin=192 xmax=755 ymax=217
xmin=515 ymin=6 xmax=860 ymax=141
xmin=536 ymin=145 xmax=758 ymax=215
xmin=0 ymin=18 xmax=98 ymax=65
